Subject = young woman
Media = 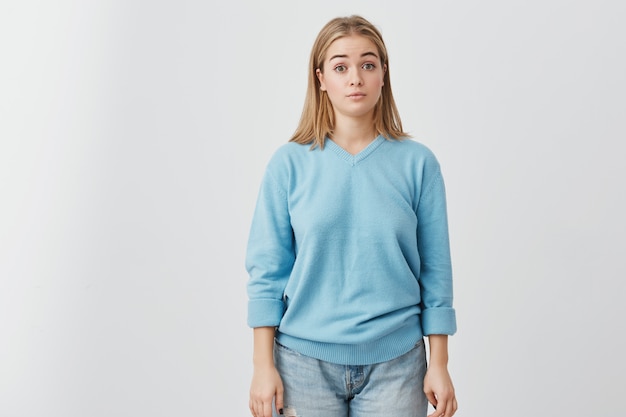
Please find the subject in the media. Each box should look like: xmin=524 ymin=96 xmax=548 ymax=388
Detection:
xmin=246 ymin=15 xmax=458 ymax=417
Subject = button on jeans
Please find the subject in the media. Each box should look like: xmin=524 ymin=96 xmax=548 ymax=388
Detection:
xmin=273 ymin=339 xmax=428 ymax=417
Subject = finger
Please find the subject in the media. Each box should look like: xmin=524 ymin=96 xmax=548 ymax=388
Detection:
xmin=439 ymin=395 xmax=457 ymax=417
xmin=262 ymin=400 xmax=273 ymax=417
xmin=437 ymin=401 xmax=451 ymax=417
xmin=426 ymin=396 xmax=438 ymax=417
xmin=275 ymin=386 xmax=284 ymax=415
xmin=436 ymin=401 xmax=447 ymax=417
xmin=450 ymin=397 xmax=458 ymax=416
xmin=254 ymin=399 xmax=267 ymax=417
xmin=425 ymin=390 xmax=438 ymax=408
xmin=428 ymin=393 xmax=447 ymax=417
xmin=249 ymin=399 xmax=256 ymax=417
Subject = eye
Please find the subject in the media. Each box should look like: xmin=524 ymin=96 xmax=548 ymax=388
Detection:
xmin=362 ymin=63 xmax=376 ymax=70
xmin=333 ymin=65 xmax=347 ymax=73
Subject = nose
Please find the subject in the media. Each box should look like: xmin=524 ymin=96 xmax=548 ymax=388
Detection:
xmin=349 ymin=72 xmax=363 ymax=86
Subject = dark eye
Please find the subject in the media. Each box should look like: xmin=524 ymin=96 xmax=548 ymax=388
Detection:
xmin=334 ymin=65 xmax=347 ymax=73
xmin=362 ymin=63 xmax=375 ymax=70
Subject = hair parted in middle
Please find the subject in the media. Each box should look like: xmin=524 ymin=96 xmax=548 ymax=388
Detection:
xmin=289 ymin=15 xmax=408 ymax=149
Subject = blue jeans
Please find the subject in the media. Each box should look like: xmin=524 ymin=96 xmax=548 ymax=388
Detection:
xmin=273 ymin=339 xmax=428 ymax=417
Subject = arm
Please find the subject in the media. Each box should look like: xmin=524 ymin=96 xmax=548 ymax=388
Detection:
xmin=424 ymin=334 xmax=457 ymax=417
xmin=246 ymin=167 xmax=294 ymax=329
xmin=246 ymin=159 xmax=293 ymax=417
xmin=415 ymin=158 xmax=458 ymax=416
xmin=249 ymin=327 xmax=283 ymax=417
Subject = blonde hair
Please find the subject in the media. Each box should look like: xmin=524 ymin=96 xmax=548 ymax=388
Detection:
xmin=290 ymin=15 xmax=408 ymax=149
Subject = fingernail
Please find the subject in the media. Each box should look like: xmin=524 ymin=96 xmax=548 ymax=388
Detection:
xmin=279 ymin=408 xmax=283 ymax=415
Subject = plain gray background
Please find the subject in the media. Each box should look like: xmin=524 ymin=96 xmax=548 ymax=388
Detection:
xmin=1 ymin=0 xmax=625 ymax=416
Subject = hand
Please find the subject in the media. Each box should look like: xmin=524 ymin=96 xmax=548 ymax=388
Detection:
xmin=424 ymin=364 xmax=458 ymax=417
xmin=249 ymin=365 xmax=284 ymax=417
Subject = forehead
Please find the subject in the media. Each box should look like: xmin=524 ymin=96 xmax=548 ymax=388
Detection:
xmin=325 ymin=34 xmax=379 ymax=60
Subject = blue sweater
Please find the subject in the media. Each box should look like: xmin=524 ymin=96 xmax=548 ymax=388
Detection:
xmin=246 ymin=136 xmax=456 ymax=365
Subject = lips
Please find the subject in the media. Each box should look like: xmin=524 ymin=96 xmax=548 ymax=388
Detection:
xmin=347 ymin=92 xmax=366 ymax=98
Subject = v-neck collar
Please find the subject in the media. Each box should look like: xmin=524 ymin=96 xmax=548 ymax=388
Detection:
xmin=325 ymin=135 xmax=385 ymax=166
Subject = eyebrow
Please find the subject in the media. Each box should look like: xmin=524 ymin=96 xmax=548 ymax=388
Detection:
xmin=328 ymin=51 xmax=379 ymax=61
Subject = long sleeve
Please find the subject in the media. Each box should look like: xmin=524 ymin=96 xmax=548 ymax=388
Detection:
xmin=244 ymin=138 xmax=456 ymax=365
xmin=416 ymin=164 xmax=457 ymax=336
xmin=245 ymin=168 xmax=295 ymax=328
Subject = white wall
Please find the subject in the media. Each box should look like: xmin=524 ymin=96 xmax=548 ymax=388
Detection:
xmin=1 ymin=1 xmax=624 ymax=416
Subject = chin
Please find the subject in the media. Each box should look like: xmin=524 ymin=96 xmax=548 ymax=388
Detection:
xmin=343 ymin=108 xmax=377 ymax=119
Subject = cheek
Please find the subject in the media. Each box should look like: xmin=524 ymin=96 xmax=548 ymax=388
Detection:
xmin=325 ymin=77 xmax=343 ymax=93
xmin=371 ymin=75 xmax=384 ymax=90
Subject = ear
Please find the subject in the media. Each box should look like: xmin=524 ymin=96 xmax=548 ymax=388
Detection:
xmin=316 ymin=68 xmax=327 ymax=91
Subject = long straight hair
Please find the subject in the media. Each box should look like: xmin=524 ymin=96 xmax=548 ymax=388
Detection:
xmin=290 ymin=15 xmax=408 ymax=149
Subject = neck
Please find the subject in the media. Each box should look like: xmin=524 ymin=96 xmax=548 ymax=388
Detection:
xmin=330 ymin=113 xmax=377 ymax=155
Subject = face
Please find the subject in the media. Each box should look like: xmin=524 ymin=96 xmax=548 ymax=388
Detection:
xmin=316 ymin=34 xmax=386 ymax=122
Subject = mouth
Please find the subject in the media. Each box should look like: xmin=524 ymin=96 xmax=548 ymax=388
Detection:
xmin=347 ymin=92 xmax=366 ymax=98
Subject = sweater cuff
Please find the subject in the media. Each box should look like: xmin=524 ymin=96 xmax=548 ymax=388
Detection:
xmin=421 ymin=307 xmax=457 ymax=335
xmin=247 ymin=299 xmax=285 ymax=328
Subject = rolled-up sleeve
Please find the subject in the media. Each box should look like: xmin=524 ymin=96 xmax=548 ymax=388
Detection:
xmin=245 ymin=167 xmax=294 ymax=328
xmin=416 ymin=165 xmax=457 ymax=335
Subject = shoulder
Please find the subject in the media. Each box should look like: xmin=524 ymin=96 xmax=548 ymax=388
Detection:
xmin=385 ymin=137 xmax=441 ymax=167
xmin=387 ymin=137 xmax=436 ymax=155
xmin=271 ymin=141 xmax=311 ymax=159
xmin=262 ymin=141 xmax=316 ymax=181
xmin=266 ymin=141 xmax=312 ymax=167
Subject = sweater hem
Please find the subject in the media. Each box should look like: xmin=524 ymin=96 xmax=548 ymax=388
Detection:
xmin=275 ymin=319 xmax=423 ymax=365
